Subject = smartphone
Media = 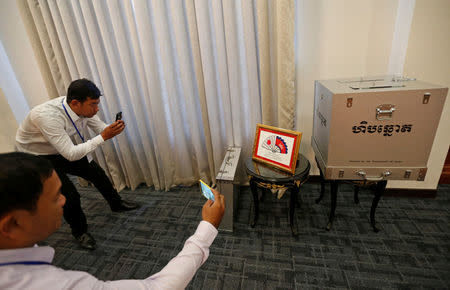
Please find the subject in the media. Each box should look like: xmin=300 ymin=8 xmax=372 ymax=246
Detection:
xmin=115 ymin=111 xmax=122 ymax=121
xmin=199 ymin=179 xmax=215 ymax=201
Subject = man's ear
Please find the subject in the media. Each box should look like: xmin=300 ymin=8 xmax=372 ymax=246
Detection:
xmin=0 ymin=213 xmax=20 ymax=239
xmin=69 ymin=99 xmax=81 ymax=107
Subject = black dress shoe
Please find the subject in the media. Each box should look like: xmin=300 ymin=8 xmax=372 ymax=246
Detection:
xmin=75 ymin=233 xmax=97 ymax=250
xmin=111 ymin=200 xmax=139 ymax=212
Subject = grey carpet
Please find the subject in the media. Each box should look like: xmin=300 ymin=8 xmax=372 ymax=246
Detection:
xmin=42 ymin=182 xmax=450 ymax=289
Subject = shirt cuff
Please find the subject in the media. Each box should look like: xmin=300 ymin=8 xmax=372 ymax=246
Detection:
xmin=194 ymin=221 xmax=218 ymax=246
xmin=92 ymin=134 xmax=106 ymax=145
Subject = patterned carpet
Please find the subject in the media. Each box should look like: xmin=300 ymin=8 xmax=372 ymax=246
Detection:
xmin=42 ymin=181 xmax=450 ymax=289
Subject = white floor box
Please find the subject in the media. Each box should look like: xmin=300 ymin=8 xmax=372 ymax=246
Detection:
xmin=216 ymin=147 xmax=241 ymax=232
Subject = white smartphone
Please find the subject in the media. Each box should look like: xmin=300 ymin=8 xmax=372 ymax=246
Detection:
xmin=199 ymin=179 xmax=215 ymax=201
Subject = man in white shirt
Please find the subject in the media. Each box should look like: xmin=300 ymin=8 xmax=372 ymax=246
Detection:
xmin=16 ymin=79 xmax=139 ymax=250
xmin=0 ymin=152 xmax=225 ymax=289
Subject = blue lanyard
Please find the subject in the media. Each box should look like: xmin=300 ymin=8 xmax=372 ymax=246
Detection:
xmin=62 ymin=100 xmax=85 ymax=142
xmin=0 ymin=261 xmax=51 ymax=266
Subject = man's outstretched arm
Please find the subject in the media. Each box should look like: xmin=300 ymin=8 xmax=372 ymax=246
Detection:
xmin=104 ymin=189 xmax=225 ymax=289
xmin=142 ymin=220 xmax=217 ymax=289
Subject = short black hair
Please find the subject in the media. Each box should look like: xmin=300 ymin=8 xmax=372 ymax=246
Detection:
xmin=0 ymin=152 xmax=54 ymax=217
xmin=67 ymin=78 xmax=102 ymax=103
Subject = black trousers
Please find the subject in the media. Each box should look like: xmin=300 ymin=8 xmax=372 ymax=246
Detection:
xmin=42 ymin=154 xmax=122 ymax=237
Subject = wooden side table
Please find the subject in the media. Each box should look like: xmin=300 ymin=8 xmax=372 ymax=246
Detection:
xmin=245 ymin=155 xmax=310 ymax=236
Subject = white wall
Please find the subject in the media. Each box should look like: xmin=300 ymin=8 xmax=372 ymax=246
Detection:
xmin=0 ymin=1 xmax=48 ymax=109
xmin=0 ymin=88 xmax=18 ymax=153
xmin=388 ymin=0 xmax=450 ymax=189
xmin=0 ymin=1 xmax=48 ymax=152
xmin=295 ymin=0 xmax=400 ymax=173
xmin=0 ymin=39 xmax=29 ymax=124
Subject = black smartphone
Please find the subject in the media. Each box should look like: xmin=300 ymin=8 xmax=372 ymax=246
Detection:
xmin=115 ymin=112 xmax=122 ymax=121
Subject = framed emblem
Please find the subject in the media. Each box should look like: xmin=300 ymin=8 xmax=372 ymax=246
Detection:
xmin=252 ymin=124 xmax=302 ymax=174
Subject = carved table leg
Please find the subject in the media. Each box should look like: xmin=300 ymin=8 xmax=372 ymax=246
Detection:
xmin=260 ymin=187 xmax=266 ymax=202
xmin=249 ymin=178 xmax=259 ymax=227
xmin=354 ymin=185 xmax=360 ymax=204
xmin=370 ymin=180 xmax=387 ymax=233
xmin=326 ymin=180 xmax=339 ymax=231
xmin=316 ymin=159 xmax=325 ymax=204
xmin=289 ymin=185 xmax=300 ymax=236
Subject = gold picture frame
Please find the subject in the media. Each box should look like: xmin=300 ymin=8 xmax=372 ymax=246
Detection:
xmin=252 ymin=124 xmax=302 ymax=174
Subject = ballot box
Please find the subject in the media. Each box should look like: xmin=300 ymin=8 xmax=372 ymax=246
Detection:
xmin=312 ymin=76 xmax=448 ymax=181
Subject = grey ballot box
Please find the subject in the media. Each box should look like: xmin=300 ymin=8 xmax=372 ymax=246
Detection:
xmin=312 ymin=76 xmax=448 ymax=181
xmin=216 ymin=147 xmax=241 ymax=232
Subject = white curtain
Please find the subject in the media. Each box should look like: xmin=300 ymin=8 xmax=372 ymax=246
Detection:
xmin=20 ymin=0 xmax=295 ymax=191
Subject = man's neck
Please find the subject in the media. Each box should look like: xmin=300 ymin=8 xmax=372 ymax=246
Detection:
xmin=0 ymin=239 xmax=33 ymax=250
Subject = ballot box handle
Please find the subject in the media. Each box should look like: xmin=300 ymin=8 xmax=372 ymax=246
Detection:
xmin=356 ymin=170 xmax=391 ymax=181
xmin=376 ymin=104 xmax=395 ymax=120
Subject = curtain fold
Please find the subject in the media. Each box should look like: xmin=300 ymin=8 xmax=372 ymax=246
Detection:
xmin=257 ymin=0 xmax=296 ymax=129
xmin=19 ymin=0 xmax=296 ymax=191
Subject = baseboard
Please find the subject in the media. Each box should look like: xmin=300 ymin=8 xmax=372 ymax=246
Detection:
xmin=307 ymin=175 xmax=321 ymax=183
xmin=383 ymin=188 xmax=437 ymax=198
xmin=438 ymin=166 xmax=450 ymax=184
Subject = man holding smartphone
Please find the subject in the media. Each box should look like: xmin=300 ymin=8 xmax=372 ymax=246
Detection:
xmin=15 ymin=78 xmax=139 ymax=250
xmin=0 ymin=152 xmax=226 ymax=289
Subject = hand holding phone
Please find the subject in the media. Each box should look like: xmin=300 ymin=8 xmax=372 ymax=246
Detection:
xmin=115 ymin=111 xmax=122 ymax=121
xmin=199 ymin=179 xmax=215 ymax=201
xmin=101 ymin=121 xmax=125 ymax=140
xmin=200 ymin=182 xmax=225 ymax=228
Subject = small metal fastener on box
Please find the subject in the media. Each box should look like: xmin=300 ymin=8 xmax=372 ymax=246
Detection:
xmin=356 ymin=170 xmax=366 ymax=178
xmin=423 ymin=93 xmax=430 ymax=104
xmin=347 ymin=98 xmax=353 ymax=107
xmin=417 ymin=168 xmax=427 ymax=181
xmin=404 ymin=170 xmax=411 ymax=179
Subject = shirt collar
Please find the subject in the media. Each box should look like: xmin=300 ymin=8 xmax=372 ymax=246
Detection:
xmin=0 ymin=245 xmax=54 ymax=264
xmin=63 ymin=96 xmax=81 ymax=122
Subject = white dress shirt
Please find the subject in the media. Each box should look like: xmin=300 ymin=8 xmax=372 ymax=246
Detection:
xmin=0 ymin=221 xmax=218 ymax=290
xmin=16 ymin=96 xmax=107 ymax=161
